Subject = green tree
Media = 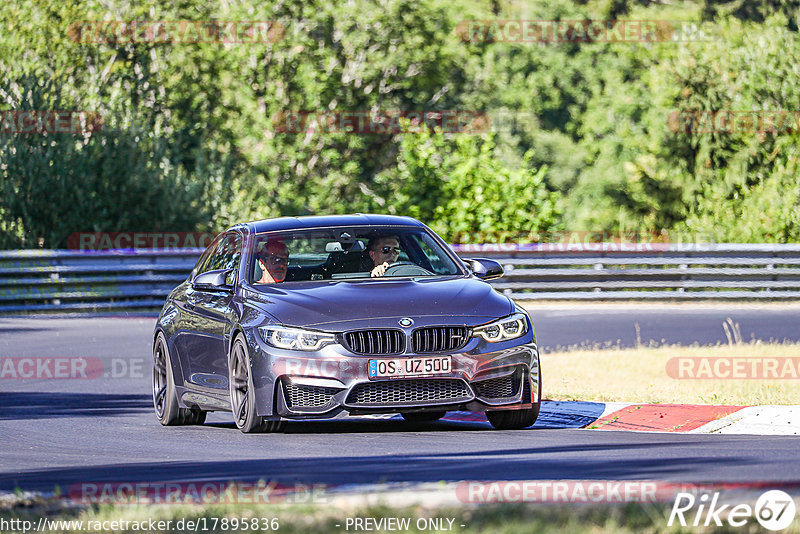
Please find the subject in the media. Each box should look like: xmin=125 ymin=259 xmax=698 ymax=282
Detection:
xmin=374 ymin=128 xmax=561 ymax=242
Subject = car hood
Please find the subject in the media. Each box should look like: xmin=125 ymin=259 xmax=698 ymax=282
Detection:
xmin=245 ymin=276 xmax=513 ymax=329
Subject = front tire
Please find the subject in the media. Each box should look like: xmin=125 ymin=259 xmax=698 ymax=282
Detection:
xmin=485 ymin=366 xmax=541 ymax=430
xmin=229 ymin=335 xmax=285 ymax=433
xmin=152 ymin=332 xmax=206 ymax=426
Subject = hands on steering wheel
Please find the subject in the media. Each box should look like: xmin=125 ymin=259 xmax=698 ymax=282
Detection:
xmin=371 ymin=261 xmax=432 ymax=277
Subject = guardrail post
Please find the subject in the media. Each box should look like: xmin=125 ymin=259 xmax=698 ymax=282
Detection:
xmin=678 ymin=263 xmax=688 ymax=292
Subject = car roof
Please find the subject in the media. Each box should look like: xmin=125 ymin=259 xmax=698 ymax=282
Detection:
xmin=244 ymin=214 xmax=425 ymax=234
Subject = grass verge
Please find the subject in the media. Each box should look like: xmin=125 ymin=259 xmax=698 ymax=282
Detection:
xmin=543 ymin=341 xmax=800 ymax=405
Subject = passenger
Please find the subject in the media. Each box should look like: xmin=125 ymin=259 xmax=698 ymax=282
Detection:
xmin=255 ymin=240 xmax=289 ymax=284
xmin=367 ymin=235 xmax=401 ymax=277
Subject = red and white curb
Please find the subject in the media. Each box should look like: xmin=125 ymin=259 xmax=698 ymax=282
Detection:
xmin=359 ymin=403 xmax=800 ymax=434
xmin=590 ymin=403 xmax=746 ymax=432
xmin=581 ymin=403 xmax=800 ymax=434
xmin=691 ymin=405 xmax=800 ymax=435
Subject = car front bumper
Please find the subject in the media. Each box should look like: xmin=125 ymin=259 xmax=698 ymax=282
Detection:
xmin=245 ymin=329 xmax=540 ymax=419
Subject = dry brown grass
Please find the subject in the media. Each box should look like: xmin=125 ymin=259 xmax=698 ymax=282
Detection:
xmin=543 ymin=341 xmax=800 ymax=405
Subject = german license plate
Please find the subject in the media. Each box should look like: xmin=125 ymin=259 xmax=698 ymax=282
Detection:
xmin=368 ymin=356 xmax=451 ymax=379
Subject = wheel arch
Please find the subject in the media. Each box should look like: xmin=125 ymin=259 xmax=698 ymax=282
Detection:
xmin=228 ymin=324 xmax=247 ymax=359
xmin=153 ymin=326 xmax=187 ymax=390
xmin=228 ymin=325 xmax=279 ymax=419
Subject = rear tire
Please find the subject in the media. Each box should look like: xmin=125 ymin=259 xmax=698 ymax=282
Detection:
xmin=152 ymin=332 xmax=207 ymax=426
xmin=401 ymin=411 xmax=446 ymax=422
xmin=229 ymin=335 xmax=285 ymax=433
xmin=486 ymin=366 xmax=541 ymax=430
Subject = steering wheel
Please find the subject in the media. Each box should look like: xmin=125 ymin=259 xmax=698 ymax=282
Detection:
xmin=383 ymin=261 xmax=433 ymax=277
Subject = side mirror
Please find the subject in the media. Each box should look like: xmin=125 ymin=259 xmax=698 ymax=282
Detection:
xmin=464 ymin=258 xmax=504 ymax=280
xmin=193 ymin=269 xmax=234 ymax=291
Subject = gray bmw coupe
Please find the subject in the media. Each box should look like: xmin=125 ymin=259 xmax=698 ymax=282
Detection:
xmin=152 ymin=214 xmax=541 ymax=432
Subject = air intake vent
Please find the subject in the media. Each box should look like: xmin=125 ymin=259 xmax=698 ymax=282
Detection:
xmin=346 ymin=379 xmax=472 ymax=407
xmin=283 ymin=382 xmax=340 ymax=409
xmin=473 ymin=371 xmax=520 ymax=399
xmin=344 ymin=329 xmax=405 ymax=355
xmin=521 ymin=368 xmax=532 ymax=403
xmin=412 ymin=326 xmax=469 ymax=353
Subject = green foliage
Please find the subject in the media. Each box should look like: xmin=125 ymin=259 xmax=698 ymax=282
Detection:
xmin=375 ymin=128 xmax=561 ymax=242
xmin=217 ymin=0 xmax=473 ymax=222
xmin=0 ymin=78 xmax=228 ymax=248
xmin=0 ymin=0 xmax=238 ymax=248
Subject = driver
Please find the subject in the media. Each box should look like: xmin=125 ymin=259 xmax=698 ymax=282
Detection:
xmin=367 ymin=235 xmax=401 ymax=277
xmin=255 ymin=239 xmax=289 ymax=284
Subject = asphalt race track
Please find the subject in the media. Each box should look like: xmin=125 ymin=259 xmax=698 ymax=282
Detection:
xmin=1 ymin=305 xmax=799 ymax=495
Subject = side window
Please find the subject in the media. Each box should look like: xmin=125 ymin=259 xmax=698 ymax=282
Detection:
xmin=193 ymin=238 xmax=220 ymax=277
xmin=207 ymin=232 xmax=242 ymax=285
xmin=411 ymin=233 xmax=455 ymax=274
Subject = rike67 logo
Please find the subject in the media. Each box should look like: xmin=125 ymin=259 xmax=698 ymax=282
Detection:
xmin=669 ymin=490 xmax=796 ymax=531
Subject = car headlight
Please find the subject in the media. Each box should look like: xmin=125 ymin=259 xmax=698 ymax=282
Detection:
xmin=259 ymin=326 xmax=336 ymax=351
xmin=473 ymin=313 xmax=528 ymax=342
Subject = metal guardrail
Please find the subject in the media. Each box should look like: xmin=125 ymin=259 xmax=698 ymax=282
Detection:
xmin=452 ymin=243 xmax=800 ymax=301
xmin=0 ymin=249 xmax=199 ymax=313
xmin=2 ymin=244 xmax=800 ymax=313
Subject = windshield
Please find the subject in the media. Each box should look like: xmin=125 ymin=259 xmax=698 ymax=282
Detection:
xmin=249 ymin=226 xmax=464 ymax=284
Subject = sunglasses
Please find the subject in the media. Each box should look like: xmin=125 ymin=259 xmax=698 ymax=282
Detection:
xmin=260 ymin=254 xmax=288 ymax=266
xmin=379 ymin=246 xmax=402 ymax=254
